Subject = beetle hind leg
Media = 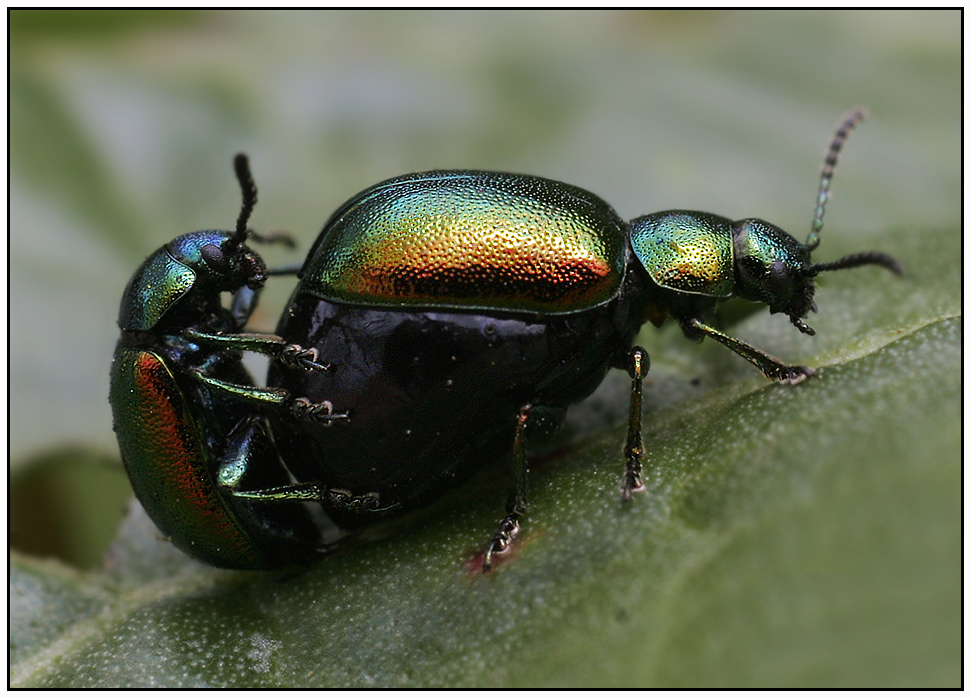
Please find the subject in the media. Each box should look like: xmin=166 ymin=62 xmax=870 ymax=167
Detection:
xmin=218 ymin=417 xmax=325 ymax=500
xmin=621 ymin=346 xmax=649 ymax=501
xmin=483 ymin=403 xmax=533 ymax=572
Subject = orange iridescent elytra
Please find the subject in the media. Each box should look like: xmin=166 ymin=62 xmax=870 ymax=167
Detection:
xmin=300 ymin=171 xmax=629 ymax=313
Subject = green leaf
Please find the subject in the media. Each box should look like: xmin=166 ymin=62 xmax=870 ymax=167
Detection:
xmin=11 ymin=228 xmax=961 ymax=684
xmin=11 ymin=10 xmax=959 ymax=688
xmin=12 ymin=315 xmax=961 ymax=686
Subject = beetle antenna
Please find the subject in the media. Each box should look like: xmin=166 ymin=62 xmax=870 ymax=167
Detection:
xmin=811 ymin=251 xmax=903 ymax=275
xmin=806 ymin=108 xmax=867 ymax=251
xmin=791 ymin=315 xmax=815 ymax=336
xmin=232 ymin=153 xmax=258 ymax=244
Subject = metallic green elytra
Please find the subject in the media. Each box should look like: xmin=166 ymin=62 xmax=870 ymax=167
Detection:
xmin=299 ymin=171 xmax=628 ymax=314
xmin=110 ymin=349 xmax=309 ymax=569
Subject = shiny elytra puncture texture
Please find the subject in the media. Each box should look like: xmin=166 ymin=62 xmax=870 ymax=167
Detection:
xmin=301 ymin=171 xmax=629 ymax=313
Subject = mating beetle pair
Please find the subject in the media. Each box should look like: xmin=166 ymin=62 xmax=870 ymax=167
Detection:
xmin=110 ymin=109 xmax=901 ymax=570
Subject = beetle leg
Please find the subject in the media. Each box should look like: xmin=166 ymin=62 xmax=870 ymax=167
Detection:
xmin=684 ymin=319 xmax=814 ymax=384
xmin=185 ymin=329 xmax=333 ymax=372
xmin=190 ymin=370 xmax=349 ymax=424
xmin=289 ymin=397 xmax=350 ymax=425
xmin=231 ymin=481 xmax=328 ymax=503
xmin=275 ymin=343 xmax=333 ymax=373
xmin=216 ymin=416 xmax=327 ymax=502
xmin=483 ymin=403 xmax=532 ymax=572
xmin=227 ymin=257 xmax=307 ymax=327
xmin=222 ymin=423 xmax=404 ymax=520
xmin=322 ymin=487 xmax=401 ymax=516
xmin=229 ymin=285 xmax=261 ymax=327
xmin=621 ymin=346 xmax=649 ymax=501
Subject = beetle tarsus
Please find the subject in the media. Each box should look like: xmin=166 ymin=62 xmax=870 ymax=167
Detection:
xmin=278 ymin=344 xmax=333 ymax=372
xmin=621 ymin=463 xmax=645 ymax=502
xmin=290 ymin=396 xmax=349 ymax=424
xmin=774 ymin=365 xmax=814 ymax=385
xmin=483 ymin=513 xmax=521 ymax=572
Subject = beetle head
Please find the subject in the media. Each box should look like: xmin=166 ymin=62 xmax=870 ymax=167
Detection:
xmin=167 ymin=153 xmax=267 ymax=294
xmin=732 ymin=218 xmax=901 ymax=336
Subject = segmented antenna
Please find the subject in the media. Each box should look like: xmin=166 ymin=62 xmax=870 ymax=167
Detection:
xmin=806 ymin=108 xmax=867 ymax=251
xmin=811 ymin=250 xmax=903 ymax=275
xmin=233 ymin=153 xmax=258 ymax=243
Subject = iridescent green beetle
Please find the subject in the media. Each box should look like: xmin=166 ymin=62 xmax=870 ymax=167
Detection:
xmin=269 ymin=108 xmax=902 ymax=570
xmin=110 ymin=155 xmax=347 ymax=569
xmin=627 ymin=110 xmax=901 ymax=377
xmin=119 ymin=117 xmax=900 ymax=572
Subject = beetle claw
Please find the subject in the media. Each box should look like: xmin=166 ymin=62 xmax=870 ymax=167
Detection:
xmin=776 ymin=365 xmax=814 ymax=385
xmin=482 ymin=515 xmax=520 ymax=572
xmin=290 ymin=397 xmax=350 ymax=424
xmin=279 ymin=345 xmax=333 ymax=373
xmin=621 ymin=466 xmax=645 ymax=502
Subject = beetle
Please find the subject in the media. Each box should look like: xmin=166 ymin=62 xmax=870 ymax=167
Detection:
xmin=109 ymin=154 xmax=348 ymax=569
xmin=267 ymin=108 xmax=901 ymax=570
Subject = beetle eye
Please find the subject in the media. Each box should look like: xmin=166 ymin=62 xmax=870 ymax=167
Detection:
xmin=768 ymin=258 xmax=791 ymax=293
xmin=200 ymin=243 xmax=229 ymax=272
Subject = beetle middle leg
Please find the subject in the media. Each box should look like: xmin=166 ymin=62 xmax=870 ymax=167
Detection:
xmin=217 ymin=416 xmax=324 ymax=500
xmin=191 ymin=370 xmax=349 ymax=425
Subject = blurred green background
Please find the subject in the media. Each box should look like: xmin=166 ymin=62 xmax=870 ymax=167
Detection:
xmin=10 ymin=9 xmax=960 ymax=687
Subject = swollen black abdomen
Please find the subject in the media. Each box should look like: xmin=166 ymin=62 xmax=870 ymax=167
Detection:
xmin=269 ymin=295 xmax=635 ymax=528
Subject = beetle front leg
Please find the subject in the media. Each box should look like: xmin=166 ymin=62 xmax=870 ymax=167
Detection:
xmin=684 ymin=319 xmax=814 ymax=384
